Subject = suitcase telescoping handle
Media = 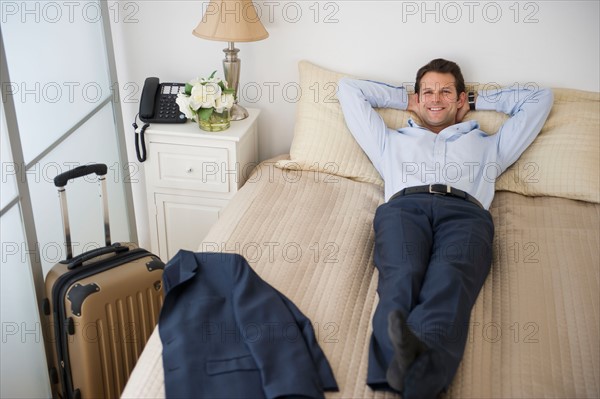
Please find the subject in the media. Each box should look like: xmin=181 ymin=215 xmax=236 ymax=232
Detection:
xmin=54 ymin=164 xmax=111 ymax=261
xmin=53 ymin=164 xmax=108 ymax=188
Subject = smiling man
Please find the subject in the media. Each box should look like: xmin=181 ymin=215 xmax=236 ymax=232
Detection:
xmin=337 ymin=59 xmax=553 ymax=398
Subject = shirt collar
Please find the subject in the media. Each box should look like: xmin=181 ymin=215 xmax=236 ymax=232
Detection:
xmin=407 ymin=118 xmax=480 ymax=134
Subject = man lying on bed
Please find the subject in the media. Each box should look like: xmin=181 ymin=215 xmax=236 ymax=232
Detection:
xmin=337 ymin=58 xmax=553 ymax=398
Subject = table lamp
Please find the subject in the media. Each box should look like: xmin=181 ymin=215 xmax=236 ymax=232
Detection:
xmin=193 ymin=0 xmax=269 ymax=120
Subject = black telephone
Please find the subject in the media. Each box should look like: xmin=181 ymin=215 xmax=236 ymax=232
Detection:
xmin=134 ymin=77 xmax=187 ymax=163
xmin=139 ymin=77 xmax=187 ymax=123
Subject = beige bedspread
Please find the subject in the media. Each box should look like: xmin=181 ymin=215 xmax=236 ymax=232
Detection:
xmin=122 ymin=158 xmax=599 ymax=398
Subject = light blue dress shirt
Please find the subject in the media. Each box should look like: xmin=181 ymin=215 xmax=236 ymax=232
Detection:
xmin=337 ymin=78 xmax=554 ymax=209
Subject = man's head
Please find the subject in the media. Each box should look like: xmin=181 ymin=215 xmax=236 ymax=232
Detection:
xmin=415 ymin=58 xmax=466 ymax=95
xmin=413 ymin=58 xmax=467 ymax=133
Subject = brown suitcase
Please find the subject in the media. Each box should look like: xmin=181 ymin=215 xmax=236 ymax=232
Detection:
xmin=43 ymin=164 xmax=164 ymax=399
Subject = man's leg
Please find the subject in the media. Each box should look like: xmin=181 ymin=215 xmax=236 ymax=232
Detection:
xmin=367 ymin=195 xmax=434 ymax=389
xmin=403 ymin=195 xmax=494 ymax=398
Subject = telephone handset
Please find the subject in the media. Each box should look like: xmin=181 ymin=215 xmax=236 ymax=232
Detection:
xmin=139 ymin=77 xmax=187 ymax=123
xmin=135 ymin=77 xmax=187 ymax=163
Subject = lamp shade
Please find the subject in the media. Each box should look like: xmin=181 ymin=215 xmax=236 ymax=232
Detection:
xmin=193 ymin=0 xmax=269 ymax=42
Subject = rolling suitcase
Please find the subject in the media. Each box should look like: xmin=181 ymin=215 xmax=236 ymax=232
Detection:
xmin=43 ymin=164 xmax=164 ymax=399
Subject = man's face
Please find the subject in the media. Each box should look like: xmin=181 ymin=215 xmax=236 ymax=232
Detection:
xmin=416 ymin=72 xmax=466 ymax=133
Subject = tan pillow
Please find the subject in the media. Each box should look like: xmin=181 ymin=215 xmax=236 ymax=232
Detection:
xmin=461 ymin=86 xmax=600 ymax=203
xmin=277 ymin=61 xmax=600 ymax=203
xmin=493 ymin=88 xmax=600 ymax=203
xmin=275 ymin=61 xmax=385 ymax=185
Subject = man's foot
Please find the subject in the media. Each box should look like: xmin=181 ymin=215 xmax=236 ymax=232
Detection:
xmin=386 ymin=310 xmax=427 ymax=392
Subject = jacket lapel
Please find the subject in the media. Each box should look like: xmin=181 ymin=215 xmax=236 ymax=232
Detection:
xmin=163 ymin=250 xmax=199 ymax=293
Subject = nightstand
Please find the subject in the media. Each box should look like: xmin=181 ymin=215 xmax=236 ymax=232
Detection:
xmin=142 ymin=108 xmax=259 ymax=261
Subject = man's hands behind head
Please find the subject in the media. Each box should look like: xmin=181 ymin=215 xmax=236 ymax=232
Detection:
xmin=407 ymin=93 xmax=419 ymax=115
xmin=455 ymin=91 xmax=474 ymax=123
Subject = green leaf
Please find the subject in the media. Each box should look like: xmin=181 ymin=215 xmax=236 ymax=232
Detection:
xmin=198 ymin=107 xmax=213 ymax=121
xmin=223 ymin=88 xmax=236 ymax=99
xmin=208 ymin=70 xmax=217 ymax=79
xmin=184 ymin=83 xmax=193 ymax=95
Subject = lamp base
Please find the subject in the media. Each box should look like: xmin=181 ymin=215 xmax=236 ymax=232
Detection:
xmin=222 ymin=43 xmax=248 ymax=121
xmin=230 ymin=103 xmax=249 ymax=121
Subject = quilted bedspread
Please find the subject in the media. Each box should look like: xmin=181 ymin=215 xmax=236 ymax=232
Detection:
xmin=122 ymin=157 xmax=599 ymax=398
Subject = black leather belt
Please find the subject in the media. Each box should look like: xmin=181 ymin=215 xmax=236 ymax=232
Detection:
xmin=390 ymin=184 xmax=483 ymax=209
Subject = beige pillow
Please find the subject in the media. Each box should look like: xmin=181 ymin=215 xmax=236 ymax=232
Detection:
xmin=495 ymin=88 xmax=600 ymax=203
xmin=275 ymin=61 xmax=385 ymax=186
xmin=277 ymin=61 xmax=600 ymax=203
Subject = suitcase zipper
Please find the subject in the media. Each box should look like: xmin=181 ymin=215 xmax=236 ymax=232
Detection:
xmin=51 ymin=247 xmax=155 ymax=399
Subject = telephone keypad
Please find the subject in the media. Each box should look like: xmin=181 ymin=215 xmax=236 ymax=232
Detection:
xmin=158 ymin=83 xmax=186 ymax=122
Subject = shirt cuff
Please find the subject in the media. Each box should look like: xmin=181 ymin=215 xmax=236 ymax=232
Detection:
xmin=475 ymin=90 xmax=496 ymax=111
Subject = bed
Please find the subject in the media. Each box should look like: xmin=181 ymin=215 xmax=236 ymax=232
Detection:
xmin=122 ymin=61 xmax=599 ymax=398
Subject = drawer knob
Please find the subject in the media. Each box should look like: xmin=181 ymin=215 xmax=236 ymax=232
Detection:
xmin=186 ymin=167 xmax=193 ymax=173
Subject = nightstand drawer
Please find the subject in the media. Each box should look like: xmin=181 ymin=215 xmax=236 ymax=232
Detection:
xmin=152 ymin=143 xmax=230 ymax=193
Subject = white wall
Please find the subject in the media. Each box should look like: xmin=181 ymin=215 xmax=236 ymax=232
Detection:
xmin=110 ymin=0 xmax=600 ymax=248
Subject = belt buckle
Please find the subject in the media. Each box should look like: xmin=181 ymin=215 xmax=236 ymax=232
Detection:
xmin=429 ymin=184 xmax=451 ymax=195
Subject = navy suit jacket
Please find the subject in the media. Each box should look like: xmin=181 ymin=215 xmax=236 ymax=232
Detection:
xmin=159 ymin=251 xmax=338 ymax=398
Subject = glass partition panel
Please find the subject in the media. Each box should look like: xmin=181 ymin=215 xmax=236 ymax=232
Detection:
xmin=2 ymin=0 xmax=111 ymax=164
xmin=0 ymin=205 xmax=52 ymax=399
xmin=1 ymin=1 xmax=134 ymax=395
xmin=26 ymin=103 xmax=132 ymax=276
xmin=1 ymin=99 xmax=18 ymax=209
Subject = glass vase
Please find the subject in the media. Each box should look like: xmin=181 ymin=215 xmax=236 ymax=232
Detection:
xmin=198 ymin=109 xmax=231 ymax=132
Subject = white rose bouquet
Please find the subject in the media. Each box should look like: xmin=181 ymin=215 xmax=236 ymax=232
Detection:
xmin=175 ymin=71 xmax=235 ymax=125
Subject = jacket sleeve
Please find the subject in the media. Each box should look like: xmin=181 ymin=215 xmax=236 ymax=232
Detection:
xmin=229 ymin=254 xmax=338 ymax=398
xmin=278 ymin=289 xmax=339 ymax=392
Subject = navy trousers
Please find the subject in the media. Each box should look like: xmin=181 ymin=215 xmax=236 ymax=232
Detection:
xmin=367 ymin=193 xmax=494 ymax=398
